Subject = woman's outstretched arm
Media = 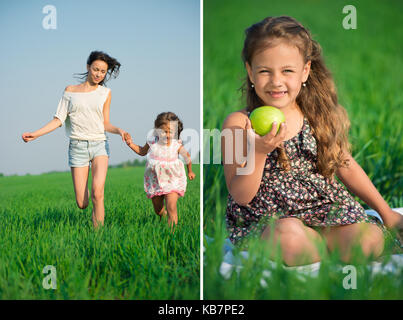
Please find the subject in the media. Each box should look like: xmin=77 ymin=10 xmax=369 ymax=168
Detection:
xmin=22 ymin=117 xmax=62 ymax=142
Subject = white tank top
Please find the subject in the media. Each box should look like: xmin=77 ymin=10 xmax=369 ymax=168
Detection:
xmin=54 ymin=85 xmax=110 ymax=141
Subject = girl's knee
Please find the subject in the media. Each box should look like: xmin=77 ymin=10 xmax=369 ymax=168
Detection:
xmin=360 ymin=225 xmax=384 ymax=258
xmin=265 ymin=219 xmax=321 ymax=266
xmin=280 ymin=233 xmax=314 ymax=253
xmin=166 ymin=202 xmax=178 ymax=219
xmin=154 ymin=206 xmax=166 ymax=216
xmin=166 ymin=199 xmax=177 ymax=213
xmin=263 ymin=218 xmax=312 ymax=246
xmin=152 ymin=201 xmax=163 ymax=211
xmin=326 ymin=223 xmax=384 ymax=262
xmin=275 ymin=218 xmax=307 ymax=237
xmin=278 ymin=234 xmax=320 ymax=266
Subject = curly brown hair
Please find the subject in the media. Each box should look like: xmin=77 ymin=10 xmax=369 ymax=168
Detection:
xmin=241 ymin=16 xmax=351 ymax=179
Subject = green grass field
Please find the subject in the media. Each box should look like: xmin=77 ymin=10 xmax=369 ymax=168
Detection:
xmin=203 ymin=0 xmax=403 ymax=299
xmin=0 ymin=165 xmax=200 ymax=299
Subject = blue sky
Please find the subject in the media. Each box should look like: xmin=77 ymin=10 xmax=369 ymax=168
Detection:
xmin=0 ymin=0 xmax=200 ymax=175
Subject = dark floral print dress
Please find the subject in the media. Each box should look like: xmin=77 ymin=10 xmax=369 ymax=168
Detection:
xmin=225 ymin=117 xmax=383 ymax=246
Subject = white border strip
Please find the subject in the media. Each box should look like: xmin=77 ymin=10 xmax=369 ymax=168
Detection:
xmin=199 ymin=0 xmax=204 ymax=301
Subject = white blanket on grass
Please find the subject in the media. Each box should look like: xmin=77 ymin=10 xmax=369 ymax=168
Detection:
xmin=208 ymin=208 xmax=403 ymax=284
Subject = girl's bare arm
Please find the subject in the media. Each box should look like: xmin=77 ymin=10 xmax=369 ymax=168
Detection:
xmin=222 ymin=111 xmax=286 ymax=206
xmin=128 ymin=142 xmax=149 ymax=156
xmin=336 ymin=152 xmax=402 ymax=228
xmin=179 ymin=146 xmax=195 ymax=179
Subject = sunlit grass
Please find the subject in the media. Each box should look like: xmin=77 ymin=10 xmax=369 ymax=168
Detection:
xmin=0 ymin=165 xmax=200 ymax=299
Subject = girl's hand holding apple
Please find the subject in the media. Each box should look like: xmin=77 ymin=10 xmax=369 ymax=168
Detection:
xmin=246 ymin=117 xmax=287 ymax=155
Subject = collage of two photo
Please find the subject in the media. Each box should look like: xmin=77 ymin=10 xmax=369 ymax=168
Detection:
xmin=0 ymin=0 xmax=402 ymax=304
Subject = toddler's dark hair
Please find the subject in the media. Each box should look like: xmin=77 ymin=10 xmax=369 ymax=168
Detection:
xmin=154 ymin=112 xmax=184 ymax=138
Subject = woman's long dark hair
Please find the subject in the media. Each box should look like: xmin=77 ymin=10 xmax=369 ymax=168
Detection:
xmin=74 ymin=51 xmax=121 ymax=86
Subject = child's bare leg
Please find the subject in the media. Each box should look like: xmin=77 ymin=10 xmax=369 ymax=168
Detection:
xmin=71 ymin=166 xmax=90 ymax=209
xmin=321 ymin=222 xmax=384 ymax=263
xmin=261 ymin=217 xmax=322 ymax=266
xmin=90 ymin=156 xmax=108 ymax=228
xmin=165 ymin=192 xmax=179 ymax=228
xmin=151 ymin=195 xmax=166 ymax=219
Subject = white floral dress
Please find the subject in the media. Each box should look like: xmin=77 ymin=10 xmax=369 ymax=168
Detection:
xmin=144 ymin=137 xmax=187 ymax=198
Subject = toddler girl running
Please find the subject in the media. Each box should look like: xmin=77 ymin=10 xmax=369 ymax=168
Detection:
xmin=125 ymin=112 xmax=195 ymax=228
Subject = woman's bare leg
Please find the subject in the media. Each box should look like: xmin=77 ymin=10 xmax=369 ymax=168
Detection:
xmin=321 ymin=222 xmax=384 ymax=263
xmin=261 ymin=217 xmax=323 ymax=266
xmin=70 ymin=166 xmax=90 ymax=209
xmin=90 ymin=156 xmax=109 ymax=228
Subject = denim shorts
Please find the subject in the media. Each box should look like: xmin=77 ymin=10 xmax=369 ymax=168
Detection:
xmin=68 ymin=139 xmax=110 ymax=167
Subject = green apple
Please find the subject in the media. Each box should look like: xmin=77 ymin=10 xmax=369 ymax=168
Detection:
xmin=249 ymin=106 xmax=285 ymax=136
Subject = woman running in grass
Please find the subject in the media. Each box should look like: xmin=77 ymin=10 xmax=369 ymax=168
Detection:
xmin=124 ymin=112 xmax=196 ymax=228
xmin=22 ymin=51 xmax=128 ymax=228
xmin=222 ymin=16 xmax=403 ymax=266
